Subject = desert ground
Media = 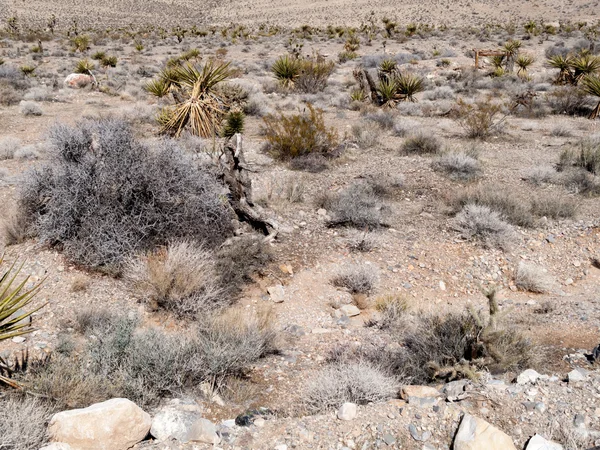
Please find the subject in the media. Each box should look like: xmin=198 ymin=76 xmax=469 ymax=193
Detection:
xmin=0 ymin=6 xmax=600 ymax=450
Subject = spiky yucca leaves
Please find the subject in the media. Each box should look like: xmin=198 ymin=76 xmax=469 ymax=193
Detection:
xmin=516 ymin=54 xmax=535 ymax=77
xmin=101 ymin=55 xmax=118 ymax=68
xmin=570 ymin=54 xmax=600 ymax=82
xmin=378 ymin=59 xmax=397 ymax=81
xmin=395 ymin=73 xmax=424 ymax=102
xmin=581 ymin=74 xmax=600 ymax=119
xmin=548 ymin=54 xmax=574 ymax=84
xmin=74 ymin=59 xmax=95 ymax=74
xmin=376 ymin=79 xmax=399 ymax=107
xmin=0 ymin=259 xmax=45 ymax=342
xmin=160 ymin=61 xmax=232 ymax=137
xmin=489 ymin=54 xmax=505 ymax=69
xmin=272 ymin=54 xmax=301 ymax=87
xmin=222 ymin=110 xmax=245 ymax=138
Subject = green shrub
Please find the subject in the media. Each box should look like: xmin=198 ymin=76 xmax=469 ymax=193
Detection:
xmin=452 ymin=99 xmax=504 ymax=139
xmin=261 ymin=104 xmax=338 ymax=161
xmin=295 ymin=58 xmax=335 ymax=94
xmin=70 ymin=35 xmax=90 ymax=52
xmin=271 ymin=54 xmax=301 ymax=88
xmin=221 ymin=110 xmax=245 ymax=138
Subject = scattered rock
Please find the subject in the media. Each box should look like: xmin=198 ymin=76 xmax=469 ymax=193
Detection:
xmin=525 ymin=434 xmax=564 ymax=450
xmin=187 ymin=418 xmax=220 ymax=444
xmin=11 ymin=336 xmax=26 ymax=343
xmin=517 ymin=369 xmax=541 ymax=385
xmin=383 ymin=433 xmax=396 ymax=445
xmin=235 ymin=408 xmax=273 ymax=426
xmin=48 ymin=398 xmax=151 ymax=450
xmin=338 ymin=402 xmax=357 ymax=421
xmin=267 ymin=284 xmax=285 ymax=303
xmin=401 ymin=385 xmax=441 ymax=400
xmin=453 ymin=414 xmax=517 ymax=450
xmin=150 ymin=398 xmax=203 ymax=443
xmin=274 ymin=445 xmax=288 ymax=450
xmin=568 ymin=368 xmax=588 ymax=382
xmin=442 ymin=380 xmax=469 ymax=400
xmin=64 ymin=73 xmax=94 ymax=89
xmin=39 ymin=444 xmax=73 ymax=450
xmin=340 ymin=304 xmax=361 ymax=317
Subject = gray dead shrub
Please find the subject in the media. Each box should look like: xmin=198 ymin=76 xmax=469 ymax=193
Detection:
xmin=332 ymin=263 xmax=379 ymax=295
xmin=433 ymin=151 xmax=481 ymax=180
xmin=522 ymin=166 xmax=558 ymax=185
xmin=19 ymin=100 xmax=43 ymax=116
xmin=0 ymin=396 xmax=54 ymax=450
xmin=453 ymin=204 xmax=516 ymax=250
xmin=303 ymin=361 xmax=400 ymax=412
xmin=0 ymin=136 xmax=20 ymax=160
xmin=515 ymin=262 xmax=555 ymax=293
xmin=325 ymin=183 xmax=388 ymax=228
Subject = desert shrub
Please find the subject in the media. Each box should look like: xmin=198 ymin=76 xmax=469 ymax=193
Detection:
xmin=545 ymin=87 xmax=590 ymax=116
xmin=74 ymin=59 xmax=95 ymax=74
xmin=374 ymin=294 xmax=408 ymax=330
xmin=351 ymin=123 xmax=379 ymax=149
xmin=453 ymin=204 xmax=516 ymax=250
xmin=452 ymin=99 xmax=504 ymax=139
xmin=324 ymin=182 xmax=388 ymax=228
xmin=1 ymin=207 xmax=29 ymax=245
xmin=18 ymin=119 xmax=233 ymax=272
xmin=295 ymin=58 xmax=336 ymax=94
xmin=289 ymin=153 xmax=329 ymax=172
xmin=0 ymin=396 xmax=54 ymax=450
xmin=515 ymin=262 xmax=555 ymax=293
xmin=392 ymin=119 xmax=419 ymax=137
xmin=126 ymin=241 xmax=225 ymax=318
xmin=0 ymin=136 xmax=20 ymax=160
xmin=271 ymin=54 xmax=301 ymax=87
xmin=221 ymin=110 xmax=245 ymax=138
xmin=303 ymin=361 xmax=399 ymax=412
xmin=432 ymin=151 xmax=481 ymax=180
xmin=19 ymin=100 xmax=42 ymax=116
xmin=261 ymin=104 xmax=338 ymax=161
xmin=401 ymin=133 xmax=441 ymax=154
xmin=451 ymin=186 xmax=534 ymax=227
xmin=550 ymin=124 xmax=572 ymax=137
xmin=530 ymin=194 xmax=577 ymax=219
xmin=558 ymin=169 xmax=600 ymax=196
xmin=332 ymin=264 xmax=378 ymax=295
xmin=560 ymin=137 xmax=600 ymax=175
xmin=522 ymin=166 xmax=558 ymax=185
xmin=363 ymin=111 xmax=395 ymax=129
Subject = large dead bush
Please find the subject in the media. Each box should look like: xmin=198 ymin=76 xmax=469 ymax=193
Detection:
xmin=18 ymin=119 xmax=233 ymax=272
xmin=0 ymin=396 xmax=54 ymax=450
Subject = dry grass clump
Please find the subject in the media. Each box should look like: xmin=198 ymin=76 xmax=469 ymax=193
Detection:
xmin=530 ymin=194 xmax=578 ymax=219
xmin=522 ymin=166 xmax=558 ymax=185
xmin=0 ymin=396 xmax=54 ymax=450
xmin=262 ymin=104 xmax=339 ymax=161
xmin=19 ymin=100 xmax=43 ymax=116
xmin=332 ymin=263 xmax=378 ymax=295
xmin=0 ymin=207 xmax=29 ymax=246
xmin=126 ymin=241 xmax=225 ymax=318
xmin=0 ymin=136 xmax=20 ymax=160
xmin=323 ymin=182 xmax=388 ymax=228
xmin=560 ymin=136 xmax=600 ymax=175
xmin=351 ymin=122 xmax=380 ymax=149
xmin=515 ymin=262 xmax=555 ymax=293
xmin=433 ymin=151 xmax=481 ymax=180
xmin=373 ymin=294 xmax=408 ymax=330
xmin=18 ymin=119 xmax=232 ymax=272
xmin=401 ymin=133 xmax=441 ymax=155
xmin=303 ymin=361 xmax=400 ymax=412
xmin=453 ymin=204 xmax=516 ymax=250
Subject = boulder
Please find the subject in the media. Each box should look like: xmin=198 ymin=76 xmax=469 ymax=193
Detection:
xmin=150 ymin=398 xmax=203 ymax=443
xmin=48 ymin=398 xmax=151 ymax=450
xmin=187 ymin=418 xmax=220 ymax=444
xmin=400 ymin=385 xmax=441 ymax=400
xmin=442 ymin=380 xmax=469 ymax=400
xmin=517 ymin=369 xmax=541 ymax=385
xmin=525 ymin=434 xmax=564 ymax=450
xmin=267 ymin=284 xmax=285 ymax=303
xmin=340 ymin=304 xmax=361 ymax=317
xmin=337 ymin=402 xmax=357 ymax=421
xmin=453 ymin=414 xmax=517 ymax=450
xmin=64 ymin=73 xmax=93 ymax=89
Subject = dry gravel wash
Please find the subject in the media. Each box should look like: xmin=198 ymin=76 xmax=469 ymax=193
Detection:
xmin=2 ymin=0 xmax=599 ymax=28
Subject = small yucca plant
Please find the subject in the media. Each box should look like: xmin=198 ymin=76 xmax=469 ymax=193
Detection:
xmin=91 ymin=50 xmax=106 ymax=60
xmin=377 ymin=78 xmax=400 ymax=107
xmin=101 ymin=55 xmax=118 ymax=68
xmin=70 ymin=35 xmax=90 ymax=52
xmin=144 ymin=77 xmax=171 ymax=98
xmin=350 ymin=88 xmax=366 ymax=102
xmin=74 ymin=59 xmax=95 ymax=74
xmin=581 ymin=74 xmax=600 ymax=119
xmin=395 ymin=73 xmax=424 ymax=102
xmin=516 ymin=54 xmax=535 ymax=77
xmin=222 ymin=110 xmax=245 ymax=138
xmin=547 ymin=54 xmax=574 ymax=84
xmin=489 ymin=54 xmax=505 ymax=69
xmin=272 ymin=54 xmax=301 ymax=88
xmin=378 ymin=58 xmax=397 ymax=75
xmin=570 ymin=54 xmax=600 ymax=82
xmin=20 ymin=65 xmax=35 ymax=76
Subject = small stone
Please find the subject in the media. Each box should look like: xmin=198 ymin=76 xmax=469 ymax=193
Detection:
xmin=253 ymin=417 xmax=265 ymax=428
xmin=442 ymin=380 xmax=468 ymax=399
xmin=421 ymin=431 xmax=431 ymax=441
xmin=525 ymin=433 xmax=564 ymax=450
xmin=317 ymin=208 xmax=327 ymax=216
xmin=11 ymin=336 xmax=26 ymax=343
xmin=564 ymin=278 xmax=574 ymax=285
xmin=187 ymin=418 xmax=220 ymax=444
xmin=408 ymin=424 xmax=421 ymax=441
xmin=439 ymin=280 xmax=446 ymax=290
xmin=535 ymin=402 xmax=547 ymax=414
xmin=267 ymin=285 xmax=285 ymax=303
xmin=274 ymin=445 xmax=288 ymax=450
xmin=337 ymin=402 xmax=357 ymax=421
xmin=401 ymin=385 xmax=441 ymax=400
xmin=340 ymin=304 xmax=361 ymax=317
xmin=517 ymin=369 xmax=541 ymax=385
xmin=573 ymin=414 xmax=586 ymax=428
xmin=383 ymin=434 xmax=396 ymax=445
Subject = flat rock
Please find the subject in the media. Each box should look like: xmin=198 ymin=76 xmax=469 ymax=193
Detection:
xmin=442 ymin=380 xmax=469 ymax=399
xmin=401 ymin=385 xmax=441 ymax=400
xmin=525 ymin=434 xmax=564 ymax=450
xmin=187 ymin=418 xmax=220 ymax=444
xmin=337 ymin=402 xmax=357 ymax=421
xmin=267 ymin=284 xmax=285 ymax=303
xmin=517 ymin=369 xmax=541 ymax=385
xmin=150 ymin=398 xmax=203 ymax=442
xmin=48 ymin=398 xmax=151 ymax=450
xmin=454 ymin=414 xmax=517 ymax=450
xmin=39 ymin=444 xmax=73 ymax=450
xmin=340 ymin=304 xmax=361 ymax=317
xmin=568 ymin=368 xmax=588 ymax=382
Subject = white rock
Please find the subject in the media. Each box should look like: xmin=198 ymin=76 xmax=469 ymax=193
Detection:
xmin=11 ymin=336 xmax=26 ymax=343
xmin=267 ymin=284 xmax=285 ymax=303
xmin=525 ymin=434 xmax=564 ymax=450
xmin=568 ymin=368 xmax=587 ymax=382
xmin=454 ymin=414 xmax=517 ymax=450
xmin=150 ymin=398 xmax=203 ymax=442
xmin=254 ymin=417 xmax=266 ymax=427
xmin=187 ymin=418 xmax=220 ymax=444
xmin=337 ymin=402 xmax=357 ymax=421
xmin=517 ymin=369 xmax=541 ymax=385
xmin=63 ymin=73 xmax=94 ymax=89
xmin=39 ymin=444 xmax=73 ymax=450
xmin=340 ymin=304 xmax=361 ymax=317
xmin=48 ymin=398 xmax=151 ymax=450
xmin=274 ymin=445 xmax=288 ymax=450
xmin=439 ymin=280 xmax=446 ymax=290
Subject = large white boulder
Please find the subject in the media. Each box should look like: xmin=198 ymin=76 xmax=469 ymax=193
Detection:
xmin=454 ymin=414 xmax=517 ymax=450
xmin=48 ymin=398 xmax=151 ymax=450
xmin=64 ymin=73 xmax=93 ymax=89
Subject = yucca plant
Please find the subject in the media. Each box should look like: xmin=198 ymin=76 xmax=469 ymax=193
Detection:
xmin=101 ymin=55 xmax=118 ymax=68
xmin=158 ymin=61 xmax=232 ymax=137
xmin=0 ymin=259 xmax=44 ymax=343
xmin=548 ymin=54 xmax=575 ymax=84
xmin=70 ymin=35 xmax=90 ymax=52
xmin=350 ymin=88 xmax=366 ymax=102
xmin=489 ymin=54 xmax=505 ymax=69
xmin=395 ymin=73 xmax=425 ymax=102
xmin=581 ymin=74 xmax=600 ymax=119
xmin=516 ymin=54 xmax=535 ymax=77
xmin=377 ymin=78 xmax=400 ymax=107
xmin=221 ymin=109 xmax=245 ymax=137
xmin=503 ymin=40 xmax=521 ymax=73
xmin=74 ymin=59 xmax=95 ymax=74
xmin=20 ymin=65 xmax=35 ymax=77
xmin=272 ymin=54 xmax=301 ymax=88
xmin=570 ymin=54 xmax=600 ymax=83
xmin=91 ymin=50 xmax=106 ymax=60
xmin=144 ymin=77 xmax=171 ymax=98
xmin=378 ymin=58 xmax=397 ymax=76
